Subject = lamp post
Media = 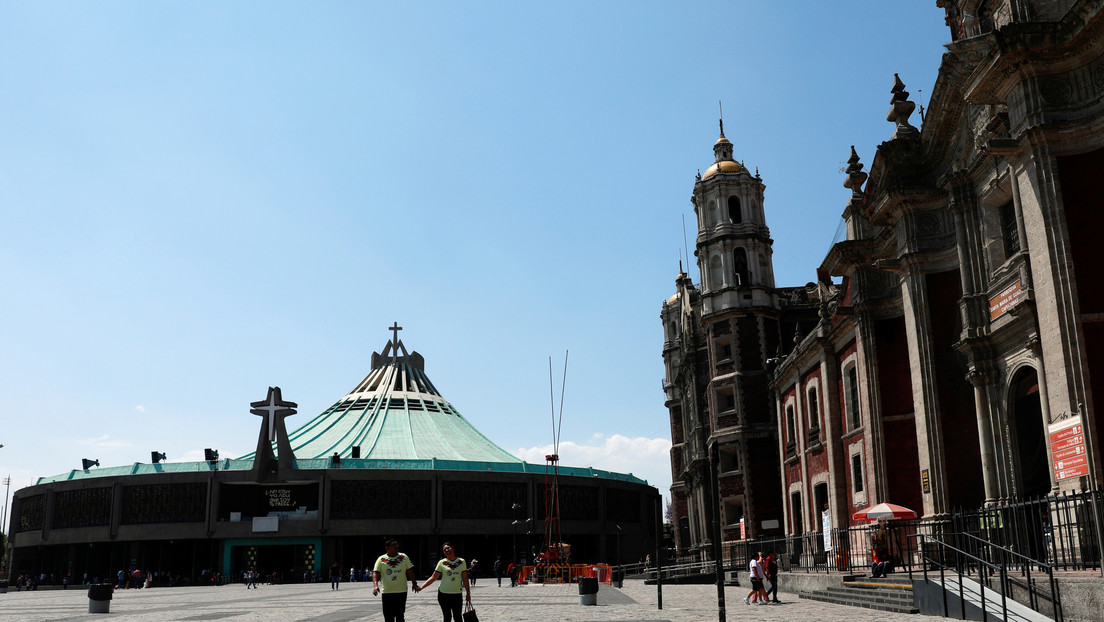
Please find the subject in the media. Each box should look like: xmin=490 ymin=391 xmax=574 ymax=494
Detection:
xmin=1 ymin=475 xmax=9 ymax=535
xmin=511 ymin=503 xmax=522 ymax=563
xmin=524 ymin=518 xmax=533 ymax=565
xmin=615 ymin=524 xmax=623 ymax=588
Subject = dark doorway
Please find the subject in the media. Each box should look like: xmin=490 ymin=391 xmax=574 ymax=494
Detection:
xmin=1011 ymin=368 xmax=1050 ymax=498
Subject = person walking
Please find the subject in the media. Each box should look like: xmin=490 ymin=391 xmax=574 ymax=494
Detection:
xmin=494 ymin=557 xmax=503 ymax=587
xmin=246 ymin=568 xmax=258 ymax=589
xmin=419 ymin=542 xmax=471 ymax=622
xmin=373 ymin=539 xmax=419 ymax=622
xmin=764 ymin=551 xmax=780 ymax=603
xmin=330 ymin=562 xmax=341 ymax=590
xmin=744 ymin=552 xmax=767 ymax=605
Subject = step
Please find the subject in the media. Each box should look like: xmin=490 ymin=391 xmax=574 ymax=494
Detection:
xmin=799 ymin=589 xmax=920 ymax=614
xmin=824 ymin=586 xmax=916 ymax=604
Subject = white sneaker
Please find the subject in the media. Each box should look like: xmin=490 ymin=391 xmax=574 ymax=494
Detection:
xmin=744 ymin=596 xmax=750 ymax=605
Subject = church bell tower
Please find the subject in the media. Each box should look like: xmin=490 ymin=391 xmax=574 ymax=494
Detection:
xmin=693 ymin=120 xmax=777 ymax=314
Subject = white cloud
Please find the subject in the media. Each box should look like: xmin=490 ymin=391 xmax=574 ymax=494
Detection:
xmin=514 ymin=434 xmax=672 ymax=495
xmin=134 ymin=405 xmax=145 ymax=412
xmin=75 ymin=435 xmax=133 ymax=450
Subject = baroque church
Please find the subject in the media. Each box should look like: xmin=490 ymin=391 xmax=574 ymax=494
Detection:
xmin=663 ymin=0 xmax=1104 ymax=557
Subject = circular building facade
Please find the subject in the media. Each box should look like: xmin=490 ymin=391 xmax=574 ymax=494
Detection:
xmin=6 ymin=332 xmax=660 ymax=584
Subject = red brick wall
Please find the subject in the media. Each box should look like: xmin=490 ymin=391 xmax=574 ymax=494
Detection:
xmin=669 ymin=406 xmax=684 ymax=444
xmin=884 ymin=418 xmax=922 ymax=515
xmin=875 ymin=317 xmax=912 ymax=417
xmin=805 ymin=446 xmax=829 ymax=477
xmin=1058 ymin=149 xmax=1104 ymax=472
xmin=928 ymin=270 xmax=983 ymax=509
xmin=719 ymin=474 xmax=743 ymax=497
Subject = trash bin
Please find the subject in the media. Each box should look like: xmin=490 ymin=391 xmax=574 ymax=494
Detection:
xmin=88 ymin=583 xmax=113 ymax=613
xmin=612 ymin=570 xmax=624 ymax=588
xmin=0 ymin=580 xmax=8 ymax=595
xmin=578 ymin=576 xmax=598 ymax=605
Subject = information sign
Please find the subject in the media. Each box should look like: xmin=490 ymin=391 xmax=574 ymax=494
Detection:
xmin=1049 ymin=416 xmax=1090 ymax=482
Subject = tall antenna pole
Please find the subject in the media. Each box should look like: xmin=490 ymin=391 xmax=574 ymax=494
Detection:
xmin=1 ymin=475 xmax=10 ymax=535
xmin=682 ymin=215 xmax=691 ymax=277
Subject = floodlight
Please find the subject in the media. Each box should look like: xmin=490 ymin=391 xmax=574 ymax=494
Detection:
xmin=204 ymin=448 xmax=219 ymax=462
xmin=151 ymin=452 xmax=166 ymax=464
xmin=331 ymin=452 xmax=341 ymax=466
xmin=351 ymin=446 xmax=361 ymax=459
xmin=82 ymin=458 xmax=100 ymax=470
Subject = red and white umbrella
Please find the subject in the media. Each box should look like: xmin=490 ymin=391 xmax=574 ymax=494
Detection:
xmin=853 ymin=502 xmax=918 ymax=521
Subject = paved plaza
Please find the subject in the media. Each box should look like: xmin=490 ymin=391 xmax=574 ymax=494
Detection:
xmin=0 ymin=580 xmax=943 ymax=622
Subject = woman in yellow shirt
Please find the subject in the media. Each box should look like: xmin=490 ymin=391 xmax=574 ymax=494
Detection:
xmin=419 ymin=542 xmax=471 ymax=622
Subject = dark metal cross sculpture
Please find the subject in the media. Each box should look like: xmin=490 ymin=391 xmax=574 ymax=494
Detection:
xmin=250 ymin=386 xmax=298 ymax=443
xmin=389 ymin=322 xmax=402 ymax=360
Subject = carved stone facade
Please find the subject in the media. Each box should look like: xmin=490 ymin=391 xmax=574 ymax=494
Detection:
xmin=773 ymin=0 xmax=1104 ymax=539
xmin=666 ymin=0 xmax=1104 ymax=550
xmin=661 ymin=128 xmax=819 ymax=557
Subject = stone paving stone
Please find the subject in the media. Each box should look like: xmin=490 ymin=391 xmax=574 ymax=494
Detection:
xmin=0 ymin=580 xmax=943 ymax=621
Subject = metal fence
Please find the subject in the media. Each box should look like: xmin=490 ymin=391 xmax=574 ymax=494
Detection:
xmin=670 ymin=490 xmax=1104 ymax=577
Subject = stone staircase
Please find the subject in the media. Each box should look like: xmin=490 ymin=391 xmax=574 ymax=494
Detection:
xmin=799 ymin=575 xmax=920 ymax=614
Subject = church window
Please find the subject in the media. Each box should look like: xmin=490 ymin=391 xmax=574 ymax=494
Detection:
xmin=851 ymin=453 xmax=864 ymax=493
xmin=999 ymin=200 xmax=1020 ymax=257
xmin=732 ymin=248 xmax=749 ymax=286
xmin=708 ymin=255 xmax=723 ymax=289
xmin=715 ymin=387 xmax=736 ymax=414
xmin=807 ymin=387 xmax=820 ymax=443
xmin=719 ymin=447 xmax=740 ymax=473
xmin=785 ymin=404 xmax=797 ymax=457
xmin=728 ymin=196 xmax=742 ymax=223
xmin=845 ymin=364 xmax=861 ymax=430
xmin=714 ymin=336 xmax=732 ymax=362
xmin=724 ymin=500 xmax=743 ymax=526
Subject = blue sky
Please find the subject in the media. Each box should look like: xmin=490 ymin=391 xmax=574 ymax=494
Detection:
xmin=0 ymin=2 xmax=949 ymax=512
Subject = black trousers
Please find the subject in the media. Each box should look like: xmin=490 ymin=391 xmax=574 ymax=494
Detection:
xmin=438 ymin=591 xmax=462 ymax=622
xmin=382 ymin=592 xmax=408 ymax=622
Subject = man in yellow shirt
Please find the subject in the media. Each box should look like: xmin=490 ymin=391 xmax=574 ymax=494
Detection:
xmin=372 ymin=539 xmax=419 ymax=622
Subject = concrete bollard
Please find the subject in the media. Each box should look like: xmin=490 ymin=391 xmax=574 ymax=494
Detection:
xmin=578 ymin=577 xmax=598 ymax=605
xmin=88 ymin=583 xmax=113 ymax=613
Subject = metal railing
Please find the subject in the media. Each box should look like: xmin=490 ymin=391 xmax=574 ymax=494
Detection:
xmin=670 ymin=490 xmax=1104 ymax=577
xmin=907 ymin=533 xmax=1062 ymax=622
xmin=936 ymin=532 xmax=1062 ymax=620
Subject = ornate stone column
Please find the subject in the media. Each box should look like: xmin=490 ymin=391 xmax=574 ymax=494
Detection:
xmin=901 ymin=266 xmax=949 ymax=517
xmin=967 ymin=368 xmax=1001 ymax=503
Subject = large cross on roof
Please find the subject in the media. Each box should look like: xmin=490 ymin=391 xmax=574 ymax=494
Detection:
xmin=389 ymin=322 xmax=403 ymax=360
xmin=250 ymin=386 xmax=298 ymax=443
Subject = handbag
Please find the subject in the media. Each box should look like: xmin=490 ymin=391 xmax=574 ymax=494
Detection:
xmin=462 ymin=600 xmax=479 ymax=622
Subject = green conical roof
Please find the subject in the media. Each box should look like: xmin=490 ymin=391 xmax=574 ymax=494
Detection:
xmin=242 ymin=336 xmax=522 ymax=463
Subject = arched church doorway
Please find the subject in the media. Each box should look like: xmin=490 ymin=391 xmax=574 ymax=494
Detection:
xmin=1010 ymin=368 xmax=1050 ymax=498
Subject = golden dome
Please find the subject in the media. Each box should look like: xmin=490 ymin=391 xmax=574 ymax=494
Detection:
xmin=667 ymin=292 xmax=680 ymax=304
xmin=702 ymin=160 xmax=744 ymax=179
xmin=714 ymin=136 xmax=731 ymax=145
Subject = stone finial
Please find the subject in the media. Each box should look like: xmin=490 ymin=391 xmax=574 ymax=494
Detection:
xmin=696 ymin=169 xmax=702 ymax=181
xmin=843 ymin=146 xmax=867 ymax=199
xmin=886 ymin=73 xmax=919 ymax=140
